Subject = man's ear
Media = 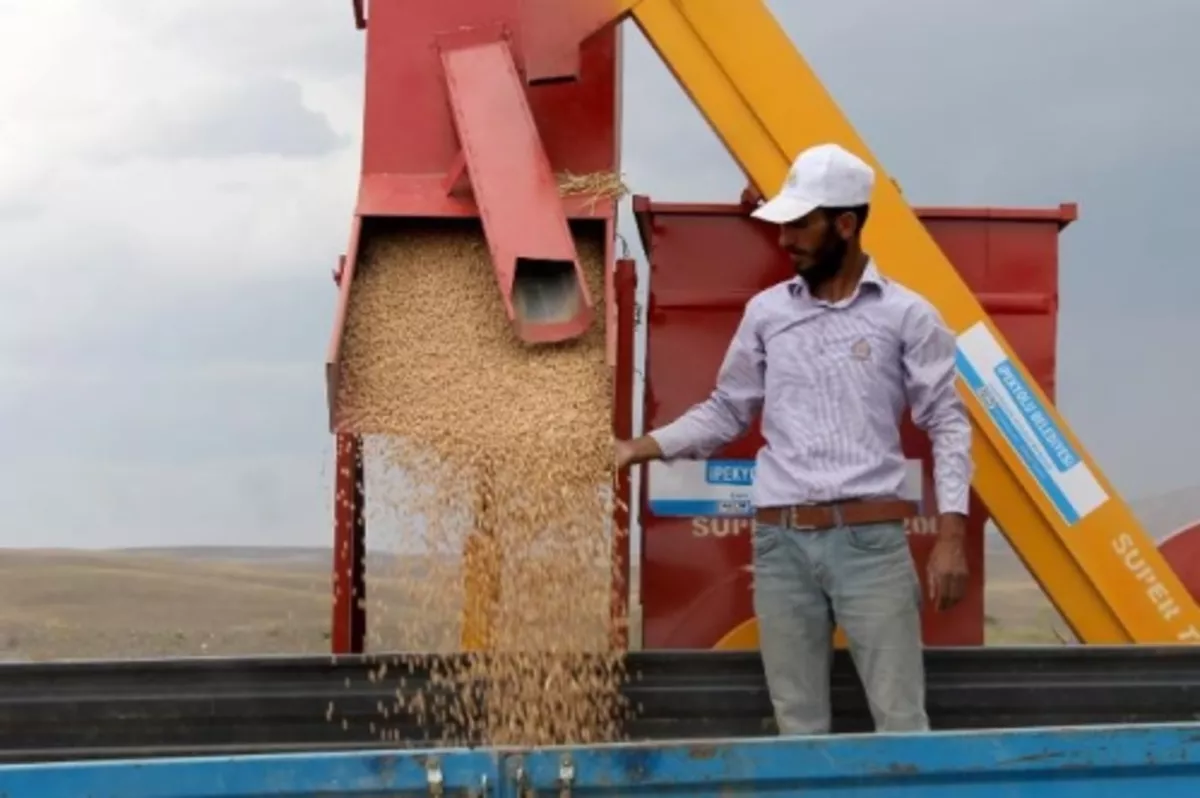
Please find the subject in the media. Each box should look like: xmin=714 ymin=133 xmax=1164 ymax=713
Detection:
xmin=834 ymin=210 xmax=858 ymax=240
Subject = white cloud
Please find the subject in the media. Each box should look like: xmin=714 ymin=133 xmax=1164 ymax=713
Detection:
xmin=0 ymin=0 xmax=361 ymax=350
xmin=106 ymin=0 xmax=362 ymax=81
xmin=94 ymin=76 xmax=348 ymax=161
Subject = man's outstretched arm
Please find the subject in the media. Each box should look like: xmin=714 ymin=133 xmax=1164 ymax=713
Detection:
xmin=617 ymin=303 xmax=766 ymax=469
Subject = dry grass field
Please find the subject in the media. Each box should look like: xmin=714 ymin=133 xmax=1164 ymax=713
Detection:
xmin=982 ymin=538 xmax=1067 ymax=645
xmin=0 ymin=538 xmax=1062 ymax=662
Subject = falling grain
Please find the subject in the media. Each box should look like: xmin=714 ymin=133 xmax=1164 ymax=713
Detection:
xmin=335 ymin=219 xmax=628 ymax=747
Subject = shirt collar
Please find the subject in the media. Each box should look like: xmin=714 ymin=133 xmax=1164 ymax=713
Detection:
xmin=787 ymin=258 xmax=887 ymax=300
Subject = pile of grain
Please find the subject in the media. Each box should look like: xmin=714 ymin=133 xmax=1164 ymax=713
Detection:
xmin=335 ymin=219 xmax=627 ymax=747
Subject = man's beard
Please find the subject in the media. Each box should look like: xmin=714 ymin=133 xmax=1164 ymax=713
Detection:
xmin=794 ymin=229 xmax=847 ymax=293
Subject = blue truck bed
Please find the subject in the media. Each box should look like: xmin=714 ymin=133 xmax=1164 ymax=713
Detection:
xmin=3 ymin=722 xmax=1199 ymax=797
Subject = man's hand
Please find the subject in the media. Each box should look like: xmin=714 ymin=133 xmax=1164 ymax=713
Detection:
xmin=927 ymin=513 xmax=969 ymax=611
xmin=614 ymin=436 xmax=664 ymax=470
xmin=740 ymin=183 xmax=764 ymax=207
xmin=614 ymin=439 xmax=636 ymax=470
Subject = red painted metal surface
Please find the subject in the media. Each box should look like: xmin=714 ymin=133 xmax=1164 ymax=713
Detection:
xmin=325 ymin=218 xmax=363 ymax=432
xmin=441 ymin=36 xmax=594 ymax=343
xmin=611 ymin=258 xmax=638 ymax=648
xmin=1159 ymin=522 xmax=1200 ymax=605
xmin=517 ymin=0 xmax=625 ymax=82
xmin=357 ymin=1 xmax=619 ymax=178
xmin=328 ymin=220 xmax=367 ymax=655
xmin=332 ymin=433 xmax=366 ymax=655
xmin=631 ymin=198 xmax=1076 ymax=650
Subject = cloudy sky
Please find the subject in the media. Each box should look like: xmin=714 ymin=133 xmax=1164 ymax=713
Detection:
xmin=1 ymin=0 xmax=1196 ymax=549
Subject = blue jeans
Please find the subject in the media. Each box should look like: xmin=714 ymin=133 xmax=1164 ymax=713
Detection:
xmin=752 ymin=520 xmax=929 ymax=735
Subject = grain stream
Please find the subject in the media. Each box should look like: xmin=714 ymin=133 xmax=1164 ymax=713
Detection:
xmin=335 ymin=220 xmax=628 ymax=747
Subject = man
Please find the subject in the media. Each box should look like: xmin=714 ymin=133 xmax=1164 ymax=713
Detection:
xmin=615 ymin=142 xmax=972 ymax=735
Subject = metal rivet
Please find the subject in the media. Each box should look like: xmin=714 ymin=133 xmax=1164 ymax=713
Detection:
xmin=559 ymin=754 xmax=576 ymax=782
xmin=426 ymin=757 xmax=444 ymax=796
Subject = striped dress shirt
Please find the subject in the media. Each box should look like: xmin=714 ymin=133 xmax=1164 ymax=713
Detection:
xmin=649 ymin=260 xmax=973 ymax=515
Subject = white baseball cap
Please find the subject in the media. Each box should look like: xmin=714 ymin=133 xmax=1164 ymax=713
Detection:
xmin=751 ymin=143 xmax=875 ymax=225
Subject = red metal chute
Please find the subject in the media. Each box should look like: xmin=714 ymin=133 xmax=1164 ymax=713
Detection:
xmin=326 ymin=0 xmax=623 ymax=416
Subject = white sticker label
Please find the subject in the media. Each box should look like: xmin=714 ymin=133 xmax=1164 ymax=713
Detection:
xmin=647 ymin=459 xmax=756 ymax=517
xmin=647 ymin=458 xmax=925 ymax=518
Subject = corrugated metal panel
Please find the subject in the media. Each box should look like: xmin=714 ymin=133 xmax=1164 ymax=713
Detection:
xmin=2 ymin=648 xmax=1200 ymax=763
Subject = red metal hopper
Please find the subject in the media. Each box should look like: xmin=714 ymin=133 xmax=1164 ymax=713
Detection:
xmin=325 ymin=0 xmax=622 ymax=652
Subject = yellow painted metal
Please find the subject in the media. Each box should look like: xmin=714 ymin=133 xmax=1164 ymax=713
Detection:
xmin=617 ymin=0 xmax=1200 ymax=644
xmin=713 ymin=618 xmax=757 ymax=651
xmin=460 ymin=531 xmax=500 ymax=651
xmin=714 ymin=619 xmax=850 ymax=651
xmin=460 ymin=462 xmax=502 ymax=651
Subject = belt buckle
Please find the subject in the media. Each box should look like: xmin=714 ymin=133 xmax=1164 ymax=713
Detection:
xmin=787 ymin=507 xmax=817 ymax=531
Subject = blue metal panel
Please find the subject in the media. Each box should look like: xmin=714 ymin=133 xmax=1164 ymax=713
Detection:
xmin=3 ymin=723 xmax=1200 ymax=797
xmin=0 ymin=747 xmax=497 ymax=798
xmin=514 ymin=723 xmax=1200 ymax=795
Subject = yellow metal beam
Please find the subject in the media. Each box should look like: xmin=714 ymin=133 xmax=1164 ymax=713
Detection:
xmin=460 ymin=462 xmax=503 ymax=652
xmin=623 ymin=0 xmax=1200 ymax=644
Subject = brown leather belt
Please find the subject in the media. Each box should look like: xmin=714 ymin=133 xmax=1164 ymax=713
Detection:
xmin=754 ymin=497 xmax=917 ymax=531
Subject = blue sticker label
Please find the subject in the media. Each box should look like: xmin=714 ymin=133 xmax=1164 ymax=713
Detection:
xmin=954 ymin=322 xmax=1107 ymax=526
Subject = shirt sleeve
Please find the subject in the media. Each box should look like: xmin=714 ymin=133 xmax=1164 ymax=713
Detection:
xmin=901 ymin=299 xmax=973 ymax=515
xmin=648 ymin=300 xmax=766 ymax=460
